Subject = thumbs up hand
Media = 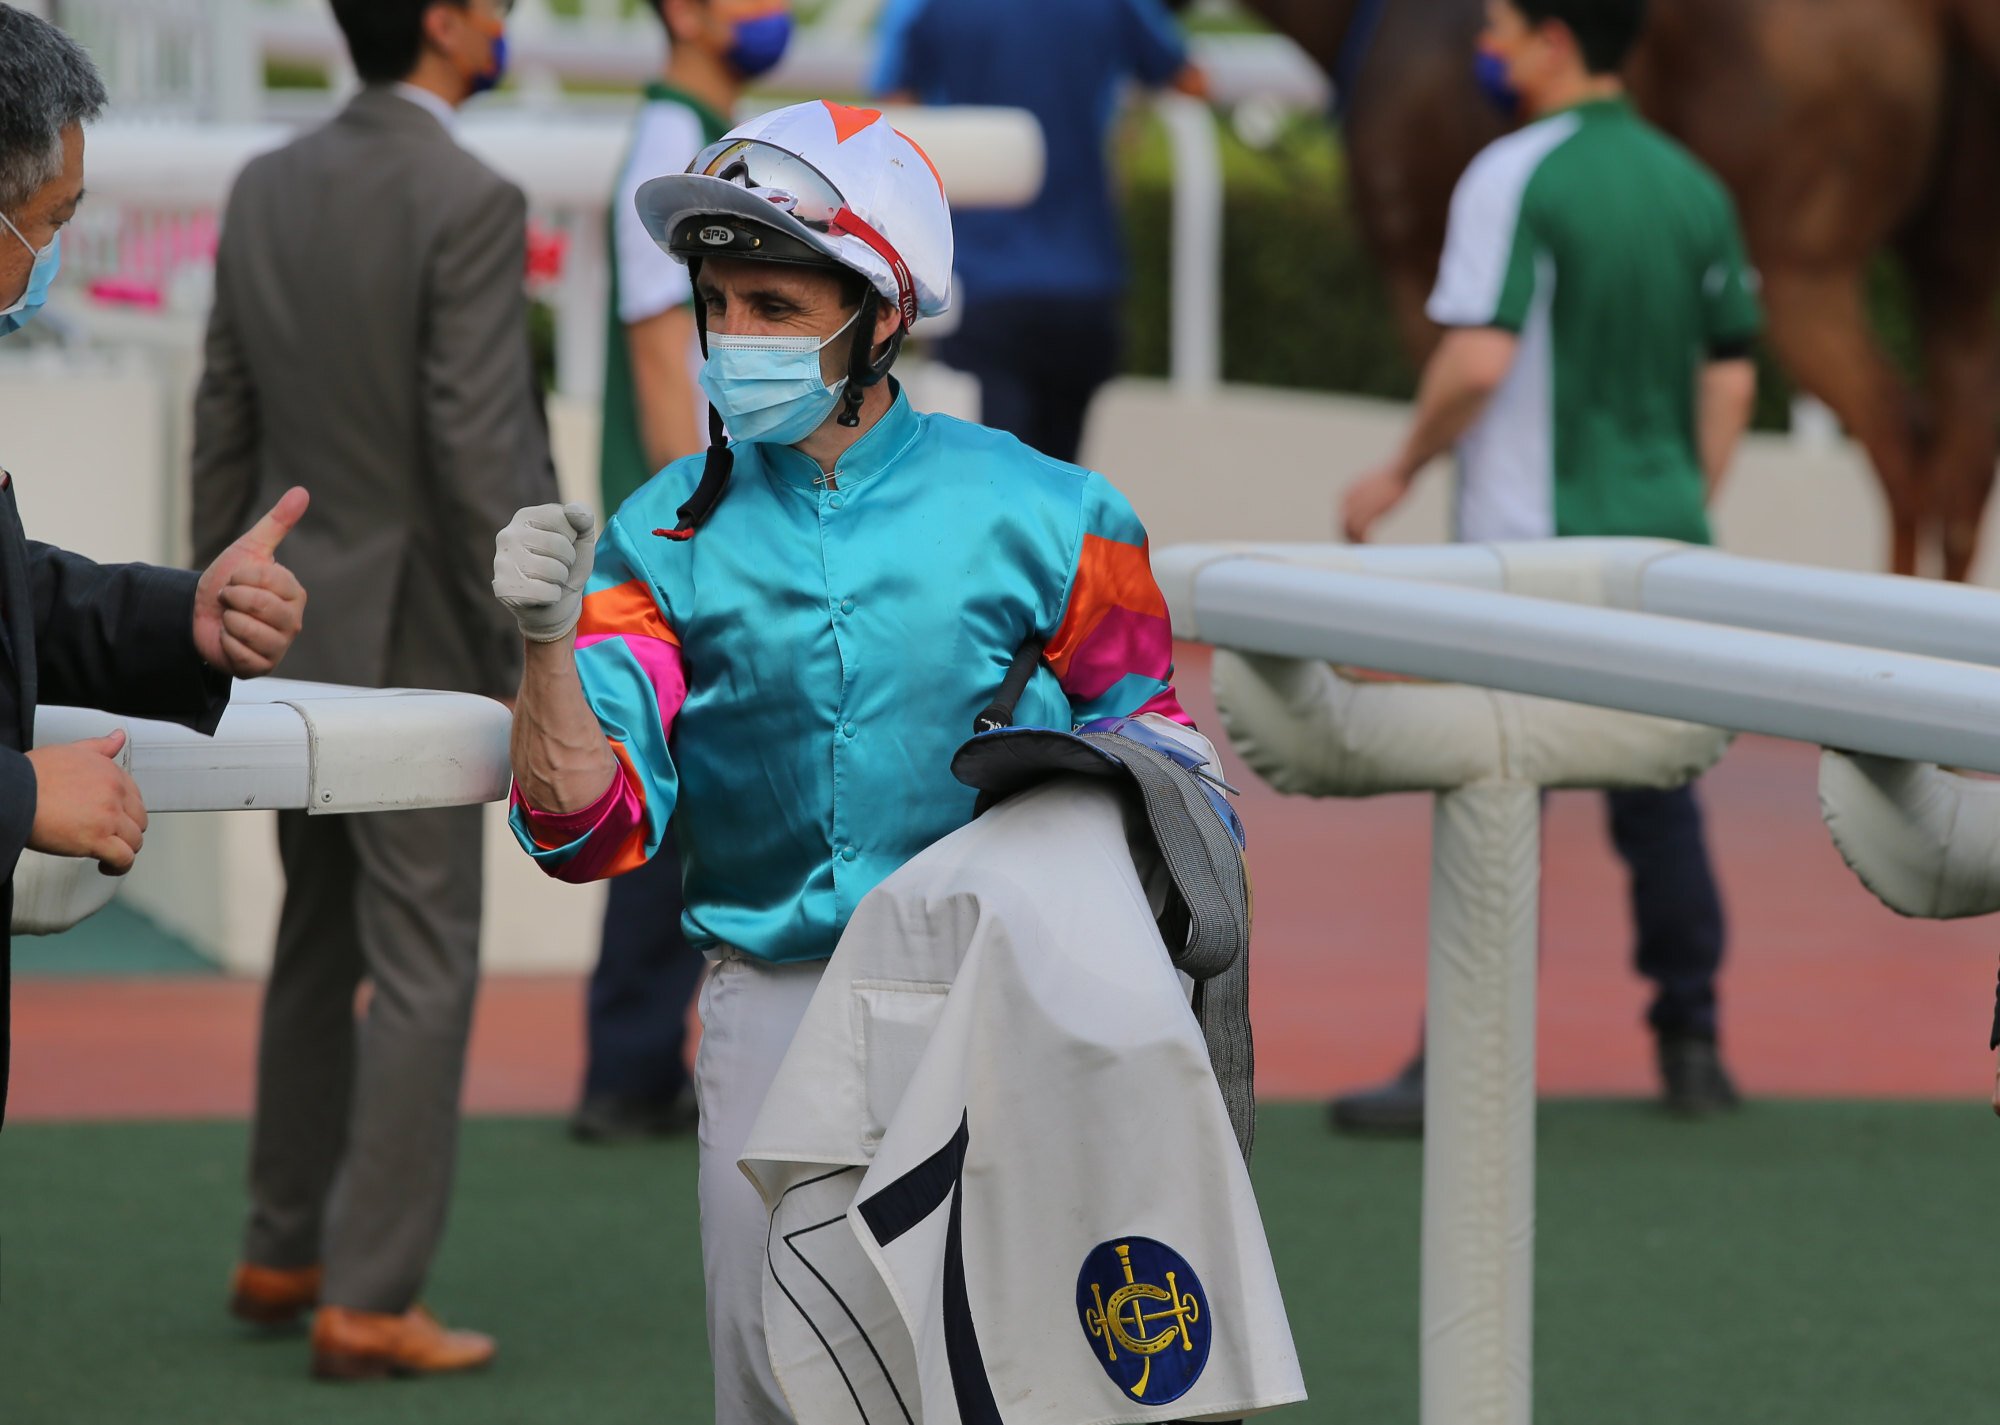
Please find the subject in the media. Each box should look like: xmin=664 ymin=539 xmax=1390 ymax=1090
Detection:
xmin=193 ymin=486 xmax=310 ymax=678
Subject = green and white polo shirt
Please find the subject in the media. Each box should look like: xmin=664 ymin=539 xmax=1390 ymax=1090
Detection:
xmin=1428 ymin=97 xmax=1762 ymax=544
xmin=599 ymin=82 xmax=731 ymax=516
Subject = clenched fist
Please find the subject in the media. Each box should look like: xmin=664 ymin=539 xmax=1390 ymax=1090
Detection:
xmin=26 ymin=730 xmax=147 ymax=875
xmin=493 ymin=503 xmax=598 ymax=643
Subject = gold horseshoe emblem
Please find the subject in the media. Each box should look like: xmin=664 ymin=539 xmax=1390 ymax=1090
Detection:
xmin=1083 ymin=1245 xmax=1203 ymax=1399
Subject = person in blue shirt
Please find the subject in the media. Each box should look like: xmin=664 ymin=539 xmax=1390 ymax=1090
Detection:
xmin=491 ymin=100 xmax=1192 ymax=1424
xmin=873 ymin=0 xmax=1207 ymax=463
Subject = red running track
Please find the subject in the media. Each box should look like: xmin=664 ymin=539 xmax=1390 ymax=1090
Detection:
xmin=9 ymin=646 xmax=1996 ymax=1122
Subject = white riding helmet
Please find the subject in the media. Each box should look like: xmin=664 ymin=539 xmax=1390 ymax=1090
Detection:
xmin=636 ymin=98 xmax=955 ymax=330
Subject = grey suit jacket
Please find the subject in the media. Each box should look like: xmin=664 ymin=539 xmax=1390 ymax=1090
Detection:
xmin=191 ymin=87 xmax=557 ymax=697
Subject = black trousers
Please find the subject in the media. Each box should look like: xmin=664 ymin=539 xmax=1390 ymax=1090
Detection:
xmin=583 ymin=828 xmax=705 ymax=1105
xmin=1605 ymin=784 xmax=1726 ymax=1040
xmin=939 ymin=294 xmax=1123 ymax=465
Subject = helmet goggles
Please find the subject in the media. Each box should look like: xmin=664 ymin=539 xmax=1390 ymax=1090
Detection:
xmin=685 ymin=137 xmax=920 ymax=328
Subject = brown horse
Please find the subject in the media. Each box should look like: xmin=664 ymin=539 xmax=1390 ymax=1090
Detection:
xmin=1245 ymin=0 xmax=2000 ymax=578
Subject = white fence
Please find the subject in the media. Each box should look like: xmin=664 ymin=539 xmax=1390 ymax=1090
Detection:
xmin=47 ymin=0 xmax=1326 ymax=399
xmin=1160 ymin=539 xmax=2000 ymax=771
xmin=1163 ymin=537 xmax=2000 ymax=1425
xmin=17 ymin=679 xmax=513 ymax=936
xmin=70 ymin=103 xmax=1043 ymax=403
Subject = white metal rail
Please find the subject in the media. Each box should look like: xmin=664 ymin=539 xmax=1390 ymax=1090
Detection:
xmin=1162 ymin=554 xmax=2000 ymax=774
xmin=1162 ymin=538 xmax=2000 ymax=1425
xmin=18 ymin=678 xmax=513 ymax=937
xmin=1166 ymin=537 xmax=2000 ymax=667
xmin=34 ymin=678 xmax=512 ymax=815
xmin=77 ymin=105 xmax=1043 ymax=401
xmin=58 ymin=2 xmax=1315 ymax=398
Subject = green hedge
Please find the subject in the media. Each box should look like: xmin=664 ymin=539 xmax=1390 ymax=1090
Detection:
xmin=1118 ymin=111 xmax=1927 ymax=433
xmin=1120 ymin=115 xmax=1416 ymax=401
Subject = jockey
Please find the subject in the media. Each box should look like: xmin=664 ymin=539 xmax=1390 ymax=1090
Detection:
xmin=490 ymin=97 xmax=1190 ymax=1425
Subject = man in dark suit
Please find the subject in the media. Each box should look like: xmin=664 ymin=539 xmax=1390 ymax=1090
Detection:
xmin=0 ymin=5 xmax=307 ymax=1131
xmin=190 ymin=0 xmax=554 ymax=1382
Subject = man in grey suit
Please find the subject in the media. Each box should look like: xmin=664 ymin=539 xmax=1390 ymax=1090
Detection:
xmin=190 ymin=0 xmax=552 ymax=1382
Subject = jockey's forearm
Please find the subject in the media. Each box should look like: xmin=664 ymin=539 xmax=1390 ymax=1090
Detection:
xmin=510 ymin=638 xmax=618 ymax=814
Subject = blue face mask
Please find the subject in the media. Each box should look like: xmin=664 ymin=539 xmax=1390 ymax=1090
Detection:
xmin=1473 ymin=50 xmax=1522 ymax=117
xmin=0 ymin=210 xmax=59 ymax=339
xmin=726 ymin=13 xmax=793 ymax=79
xmin=699 ymin=310 xmax=859 ymax=446
xmin=471 ymin=31 xmax=509 ymax=96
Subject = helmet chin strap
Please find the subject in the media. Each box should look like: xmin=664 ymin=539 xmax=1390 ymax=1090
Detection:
xmin=657 ymin=260 xmax=907 ymax=537
xmin=838 ymin=285 xmax=905 ymax=428
xmin=656 ymin=256 xmax=733 ymax=541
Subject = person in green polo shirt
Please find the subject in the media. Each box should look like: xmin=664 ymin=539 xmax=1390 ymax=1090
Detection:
xmin=573 ymin=0 xmax=793 ymax=1144
xmin=1337 ymin=0 xmax=1761 ymax=1130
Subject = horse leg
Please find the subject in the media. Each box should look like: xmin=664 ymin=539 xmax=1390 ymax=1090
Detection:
xmin=1901 ymin=60 xmax=2000 ymax=581
xmin=1915 ymin=292 xmax=2000 ymax=582
xmin=1759 ymin=265 xmax=1925 ymax=574
xmin=1387 ymin=261 xmax=1442 ymax=365
xmin=1949 ymin=0 xmax=2000 ymax=88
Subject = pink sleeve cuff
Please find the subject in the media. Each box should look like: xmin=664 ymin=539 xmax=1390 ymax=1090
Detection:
xmin=516 ymin=771 xmax=625 ymax=847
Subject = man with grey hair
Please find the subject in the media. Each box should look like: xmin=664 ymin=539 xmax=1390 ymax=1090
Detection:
xmin=0 ymin=1 xmax=310 ymax=1129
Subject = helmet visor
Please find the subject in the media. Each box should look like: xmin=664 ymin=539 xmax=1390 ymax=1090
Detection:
xmin=688 ymin=138 xmax=849 ymax=231
xmin=685 ymin=136 xmax=921 ymax=329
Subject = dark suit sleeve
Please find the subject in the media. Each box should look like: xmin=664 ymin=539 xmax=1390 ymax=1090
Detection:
xmin=190 ymin=191 xmax=262 ymax=567
xmin=0 ymin=743 xmax=37 ymax=889
xmin=29 ymin=543 xmax=231 ymax=732
xmin=421 ymin=176 xmax=558 ymax=689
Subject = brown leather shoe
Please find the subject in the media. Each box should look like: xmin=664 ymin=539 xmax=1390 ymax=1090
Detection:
xmin=228 ymin=1263 xmax=323 ymax=1328
xmin=310 ymin=1304 xmax=496 ymax=1381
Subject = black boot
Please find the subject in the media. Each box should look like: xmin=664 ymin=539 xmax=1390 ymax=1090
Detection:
xmin=1656 ymin=1033 xmax=1740 ymax=1117
xmin=1326 ymin=1052 xmax=1425 ymax=1136
xmin=568 ymin=1084 xmax=699 ymax=1143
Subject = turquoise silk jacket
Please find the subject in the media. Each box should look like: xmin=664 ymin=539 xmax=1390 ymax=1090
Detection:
xmin=510 ymin=389 xmax=1189 ymax=964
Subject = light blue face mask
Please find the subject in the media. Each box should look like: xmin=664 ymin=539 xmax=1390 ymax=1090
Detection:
xmin=699 ymin=310 xmax=860 ymax=446
xmin=0 ymin=209 xmax=60 ymax=339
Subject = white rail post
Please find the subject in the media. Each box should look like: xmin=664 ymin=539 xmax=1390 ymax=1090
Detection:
xmin=1204 ymin=642 xmax=1727 ymax=1425
xmin=1424 ymin=782 xmax=1538 ymax=1425
xmin=556 ymin=210 xmax=608 ymax=402
xmin=507 ymin=0 xmax=567 ymax=105
xmin=1157 ymin=94 xmax=1222 ymax=397
xmin=204 ymin=0 xmax=261 ymax=124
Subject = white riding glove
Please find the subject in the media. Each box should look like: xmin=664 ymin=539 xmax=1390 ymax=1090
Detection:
xmin=493 ymin=502 xmax=598 ymax=643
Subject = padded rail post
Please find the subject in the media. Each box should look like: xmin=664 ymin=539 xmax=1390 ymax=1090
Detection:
xmin=1207 ymin=650 xmax=1722 ymax=1425
xmin=1424 ymin=782 xmax=1539 ymax=1425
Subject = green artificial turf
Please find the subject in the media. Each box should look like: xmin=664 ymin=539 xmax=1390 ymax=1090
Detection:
xmin=3 ymin=1102 xmax=1999 ymax=1423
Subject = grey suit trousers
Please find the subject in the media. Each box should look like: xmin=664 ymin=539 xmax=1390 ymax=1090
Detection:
xmin=242 ymin=803 xmax=484 ymax=1314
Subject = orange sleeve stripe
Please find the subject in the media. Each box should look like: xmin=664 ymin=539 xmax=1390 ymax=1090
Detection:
xmin=1045 ymin=535 xmax=1168 ymax=678
xmin=577 ymin=579 xmax=679 ymax=645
